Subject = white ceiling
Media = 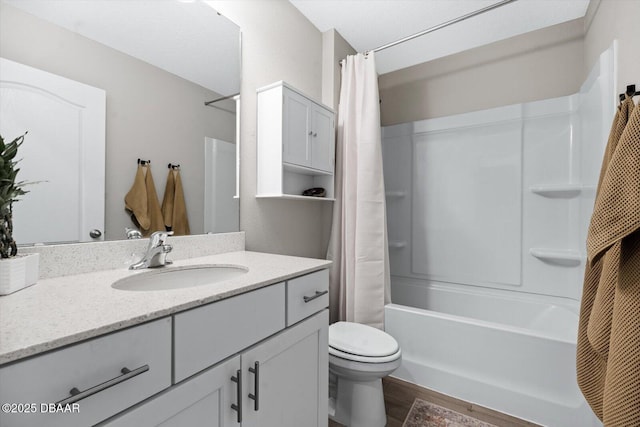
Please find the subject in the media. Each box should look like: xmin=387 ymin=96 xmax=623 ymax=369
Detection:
xmin=3 ymin=0 xmax=241 ymax=96
xmin=289 ymin=0 xmax=590 ymax=74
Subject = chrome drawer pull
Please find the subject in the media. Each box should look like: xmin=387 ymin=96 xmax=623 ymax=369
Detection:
xmin=56 ymin=364 xmax=149 ymax=405
xmin=231 ymin=369 xmax=242 ymax=422
xmin=303 ymin=290 xmax=328 ymax=303
xmin=248 ymin=361 xmax=260 ymax=411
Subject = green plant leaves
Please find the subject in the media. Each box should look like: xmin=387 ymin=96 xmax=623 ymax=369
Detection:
xmin=0 ymin=131 xmax=29 ymax=258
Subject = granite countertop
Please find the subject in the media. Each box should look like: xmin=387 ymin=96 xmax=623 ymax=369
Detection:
xmin=0 ymin=251 xmax=331 ymax=366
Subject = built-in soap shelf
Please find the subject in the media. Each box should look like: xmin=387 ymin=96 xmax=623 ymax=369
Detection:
xmin=529 ymin=248 xmax=584 ymax=267
xmin=389 ymin=241 xmax=407 ymax=249
xmin=386 ymin=191 xmax=407 ymax=199
xmin=529 ymin=184 xmax=594 ymax=198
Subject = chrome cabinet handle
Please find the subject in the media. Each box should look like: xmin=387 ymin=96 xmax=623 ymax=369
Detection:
xmin=89 ymin=229 xmax=102 ymax=239
xmin=56 ymin=365 xmax=149 ymax=405
xmin=248 ymin=361 xmax=260 ymax=411
xmin=303 ymin=290 xmax=328 ymax=303
xmin=231 ymin=369 xmax=242 ymax=423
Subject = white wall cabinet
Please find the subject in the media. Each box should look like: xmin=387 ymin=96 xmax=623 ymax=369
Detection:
xmin=257 ymin=81 xmax=335 ymax=200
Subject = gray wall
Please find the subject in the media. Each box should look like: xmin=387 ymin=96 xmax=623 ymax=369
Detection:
xmin=215 ymin=1 xmax=334 ymax=259
xmin=0 ymin=2 xmax=236 ymax=240
xmin=322 ymin=29 xmax=357 ymax=110
xmin=378 ymin=0 xmax=640 ymax=126
xmin=378 ymin=18 xmax=585 ymax=125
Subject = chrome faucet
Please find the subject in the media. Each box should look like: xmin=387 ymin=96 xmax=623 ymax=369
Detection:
xmin=129 ymin=231 xmax=174 ymax=270
xmin=125 ymin=227 xmax=143 ymax=239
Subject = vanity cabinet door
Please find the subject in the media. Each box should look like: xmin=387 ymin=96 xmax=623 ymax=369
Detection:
xmin=99 ymin=356 xmax=240 ymax=427
xmin=241 ymin=310 xmax=328 ymax=427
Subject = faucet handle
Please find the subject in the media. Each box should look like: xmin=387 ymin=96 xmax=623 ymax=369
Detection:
xmin=149 ymin=230 xmax=174 ymax=247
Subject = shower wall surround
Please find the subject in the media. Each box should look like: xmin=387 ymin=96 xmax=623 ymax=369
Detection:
xmin=383 ymin=43 xmax=615 ymax=303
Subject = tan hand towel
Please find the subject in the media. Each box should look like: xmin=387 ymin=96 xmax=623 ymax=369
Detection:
xmin=161 ymin=169 xmax=190 ymax=236
xmin=577 ymin=96 xmax=640 ymax=426
xmin=124 ymin=164 xmax=164 ymax=237
xmin=161 ymin=169 xmax=175 ymax=231
xmin=124 ymin=165 xmax=150 ymax=230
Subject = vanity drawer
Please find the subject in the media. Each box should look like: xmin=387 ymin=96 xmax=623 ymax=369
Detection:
xmin=173 ymin=282 xmax=285 ymax=382
xmin=0 ymin=318 xmax=172 ymax=427
xmin=286 ymin=269 xmax=329 ymax=326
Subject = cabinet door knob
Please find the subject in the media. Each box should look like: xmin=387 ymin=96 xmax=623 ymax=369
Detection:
xmin=89 ymin=229 xmax=102 ymax=239
xmin=313 ymin=132 xmax=317 ymax=137
xmin=308 ymin=131 xmax=313 ymax=135
xmin=248 ymin=361 xmax=260 ymax=411
xmin=231 ymin=369 xmax=243 ymax=422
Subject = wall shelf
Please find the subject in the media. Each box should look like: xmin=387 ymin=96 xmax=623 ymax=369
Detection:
xmin=529 ymin=248 xmax=583 ymax=267
xmin=529 ymin=184 xmax=590 ymax=198
xmin=256 ymin=194 xmax=335 ymax=202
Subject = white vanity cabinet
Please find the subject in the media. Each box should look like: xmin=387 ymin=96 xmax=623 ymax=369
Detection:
xmin=241 ymin=310 xmax=328 ymax=427
xmin=99 ymin=355 xmax=240 ymax=427
xmin=0 ymin=318 xmax=172 ymax=427
xmin=102 ymin=268 xmax=329 ymax=427
xmin=257 ymin=81 xmax=335 ymax=200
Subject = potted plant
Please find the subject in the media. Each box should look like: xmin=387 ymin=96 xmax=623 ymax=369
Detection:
xmin=0 ymin=132 xmax=39 ymax=295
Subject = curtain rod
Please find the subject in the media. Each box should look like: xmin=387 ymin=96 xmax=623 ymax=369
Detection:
xmin=340 ymin=0 xmax=518 ymax=64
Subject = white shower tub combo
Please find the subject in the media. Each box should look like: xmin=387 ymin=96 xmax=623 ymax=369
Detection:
xmin=385 ymin=282 xmax=598 ymax=427
xmin=381 ymin=45 xmax=615 ymax=427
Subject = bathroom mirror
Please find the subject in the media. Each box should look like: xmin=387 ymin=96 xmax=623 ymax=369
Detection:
xmin=0 ymin=0 xmax=240 ymax=244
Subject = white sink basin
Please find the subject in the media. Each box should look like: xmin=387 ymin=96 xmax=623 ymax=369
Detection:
xmin=112 ymin=264 xmax=248 ymax=291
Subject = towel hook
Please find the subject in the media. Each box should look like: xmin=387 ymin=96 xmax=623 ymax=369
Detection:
xmin=168 ymin=163 xmax=180 ymax=170
xmin=619 ymin=84 xmax=639 ymax=103
xmin=138 ymin=158 xmax=151 ymax=166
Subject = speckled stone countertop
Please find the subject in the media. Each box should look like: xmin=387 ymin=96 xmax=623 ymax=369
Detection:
xmin=0 ymin=251 xmax=331 ymax=365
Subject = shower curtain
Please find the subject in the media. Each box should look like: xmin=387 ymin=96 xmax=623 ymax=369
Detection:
xmin=327 ymin=52 xmax=391 ymax=330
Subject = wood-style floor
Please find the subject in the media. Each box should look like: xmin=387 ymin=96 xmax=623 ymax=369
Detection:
xmin=329 ymin=376 xmax=540 ymax=427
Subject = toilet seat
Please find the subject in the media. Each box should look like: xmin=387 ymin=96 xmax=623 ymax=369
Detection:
xmin=329 ymin=321 xmax=401 ymax=363
xmin=329 ymin=346 xmax=401 ymax=363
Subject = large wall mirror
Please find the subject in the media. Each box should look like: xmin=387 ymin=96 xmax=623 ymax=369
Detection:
xmin=0 ymin=0 xmax=240 ymax=244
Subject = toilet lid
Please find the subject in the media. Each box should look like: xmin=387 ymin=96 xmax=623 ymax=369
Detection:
xmin=329 ymin=322 xmax=399 ymax=358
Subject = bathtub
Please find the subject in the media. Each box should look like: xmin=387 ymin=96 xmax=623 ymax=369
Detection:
xmin=384 ymin=278 xmax=602 ymax=427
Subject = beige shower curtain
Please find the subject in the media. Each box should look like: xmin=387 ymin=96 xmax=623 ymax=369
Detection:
xmin=327 ymin=52 xmax=391 ymax=330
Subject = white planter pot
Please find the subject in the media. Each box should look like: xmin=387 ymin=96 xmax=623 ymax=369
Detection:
xmin=0 ymin=253 xmax=40 ymax=295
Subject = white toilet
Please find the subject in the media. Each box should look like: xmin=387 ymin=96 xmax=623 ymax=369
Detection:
xmin=328 ymin=321 xmax=402 ymax=427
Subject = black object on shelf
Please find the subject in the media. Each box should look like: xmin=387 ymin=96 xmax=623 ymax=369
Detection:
xmin=302 ymin=187 xmax=326 ymax=197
